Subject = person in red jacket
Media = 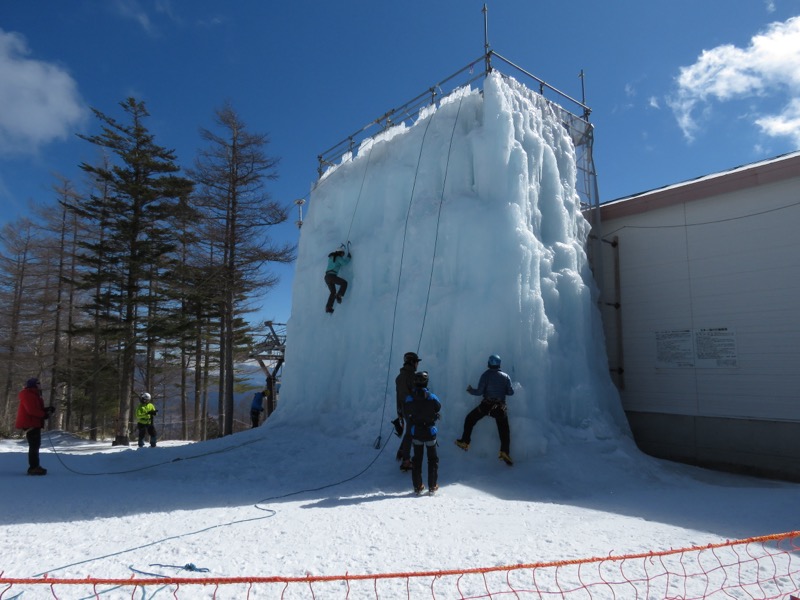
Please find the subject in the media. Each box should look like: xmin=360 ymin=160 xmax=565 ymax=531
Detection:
xmin=15 ymin=377 xmax=54 ymax=476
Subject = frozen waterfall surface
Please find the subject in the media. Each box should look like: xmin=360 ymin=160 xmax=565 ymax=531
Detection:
xmin=279 ymin=72 xmax=630 ymax=461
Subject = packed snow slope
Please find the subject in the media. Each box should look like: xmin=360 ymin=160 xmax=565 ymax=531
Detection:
xmin=280 ymin=72 xmax=628 ymax=459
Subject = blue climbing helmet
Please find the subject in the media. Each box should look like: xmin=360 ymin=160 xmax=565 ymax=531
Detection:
xmin=488 ymin=354 xmax=502 ymax=369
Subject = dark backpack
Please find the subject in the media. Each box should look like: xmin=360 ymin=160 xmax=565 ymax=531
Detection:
xmin=407 ymin=388 xmax=440 ymax=441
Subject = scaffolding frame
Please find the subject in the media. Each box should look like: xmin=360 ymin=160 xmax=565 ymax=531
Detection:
xmin=315 ymin=49 xmax=604 ymax=290
xmin=316 ymin=50 xmax=597 ymax=209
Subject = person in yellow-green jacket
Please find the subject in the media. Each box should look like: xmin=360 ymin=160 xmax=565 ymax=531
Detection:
xmin=136 ymin=392 xmax=158 ymax=448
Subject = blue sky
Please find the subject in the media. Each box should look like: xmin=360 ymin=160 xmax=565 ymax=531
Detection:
xmin=2 ymin=0 xmax=799 ymax=323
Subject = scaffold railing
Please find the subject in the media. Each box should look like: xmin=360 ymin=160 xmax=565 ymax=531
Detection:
xmin=315 ymin=49 xmax=604 ymax=289
xmin=315 ymin=50 xmax=597 ymax=211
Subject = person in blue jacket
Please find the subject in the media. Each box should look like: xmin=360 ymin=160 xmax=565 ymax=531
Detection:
xmin=251 ymin=390 xmax=265 ymax=428
xmin=324 ymin=247 xmax=351 ymax=314
xmin=404 ymin=371 xmax=442 ymax=495
xmin=456 ymin=354 xmax=515 ymax=466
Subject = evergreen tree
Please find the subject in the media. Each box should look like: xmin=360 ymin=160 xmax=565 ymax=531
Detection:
xmin=77 ymin=98 xmax=193 ymax=445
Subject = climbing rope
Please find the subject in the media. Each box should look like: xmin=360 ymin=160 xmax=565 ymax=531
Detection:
xmin=416 ymin=97 xmax=465 ymax=350
xmin=372 ymin=110 xmax=437 ymax=450
xmin=44 ymin=428 xmax=270 ymax=476
xmin=345 ymin=142 xmax=376 ymax=244
xmin=29 ymin=437 xmax=393 ymax=583
xmin=374 ymin=94 xmax=466 ymax=450
xmin=31 ymin=429 xmax=391 ymax=580
xmin=31 ymin=507 xmax=278 ymax=579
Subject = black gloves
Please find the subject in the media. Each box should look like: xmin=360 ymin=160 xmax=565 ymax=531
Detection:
xmin=149 ymin=410 xmax=157 ymax=417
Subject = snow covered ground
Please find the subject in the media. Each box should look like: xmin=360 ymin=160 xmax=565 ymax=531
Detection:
xmin=1 ymin=427 xmax=799 ymax=599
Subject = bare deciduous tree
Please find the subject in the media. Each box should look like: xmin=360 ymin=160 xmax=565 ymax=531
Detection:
xmin=190 ymin=103 xmax=295 ymax=436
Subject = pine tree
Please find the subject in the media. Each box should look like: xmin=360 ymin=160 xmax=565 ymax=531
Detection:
xmin=77 ymin=98 xmax=193 ymax=445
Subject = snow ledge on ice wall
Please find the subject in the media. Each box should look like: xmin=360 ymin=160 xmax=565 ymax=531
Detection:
xmin=277 ymin=72 xmax=629 ymax=459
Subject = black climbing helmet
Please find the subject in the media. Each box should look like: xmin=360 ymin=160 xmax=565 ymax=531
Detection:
xmin=488 ymin=354 xmax=502 ymax=368
xmin=413 ymin=371 xmax=429 ymax=387
xmin=403 ymin=351 xmax=421 ymax=365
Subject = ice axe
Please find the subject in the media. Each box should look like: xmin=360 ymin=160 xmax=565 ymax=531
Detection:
xmin=391 ymin=417 xmax=404 ymax=438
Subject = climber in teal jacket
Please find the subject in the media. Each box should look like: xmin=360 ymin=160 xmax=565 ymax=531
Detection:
xmin=324 ymin=247 xmax=351 ymax=314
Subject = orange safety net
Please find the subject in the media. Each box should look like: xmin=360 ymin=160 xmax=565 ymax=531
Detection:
xmin=2 ymin=530 xmax=799 ymax=599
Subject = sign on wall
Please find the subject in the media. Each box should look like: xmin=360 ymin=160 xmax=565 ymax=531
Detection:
xmin=655 ymin=327 xmax=737 ymax=368
xmin=655 ymin=330 xmax=694 ymax=368
xmin=694 ymin=327 xmax=738 ymax=368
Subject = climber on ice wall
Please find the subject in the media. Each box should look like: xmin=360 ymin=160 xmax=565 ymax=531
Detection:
xmin=324 ymin=242 xmax=351 ymax=314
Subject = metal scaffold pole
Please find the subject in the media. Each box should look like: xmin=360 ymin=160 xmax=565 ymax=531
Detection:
xmin=483 ymin=4 xmax=492 ymax=73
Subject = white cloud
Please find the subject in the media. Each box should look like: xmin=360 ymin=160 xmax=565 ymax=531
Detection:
xmin=0 ymin=29 xmax=86 ymax=155
xmin=111 ymin=0 xmax=155 ymax=34
xmin=668 ymin=16 xmax=800 ymax=143
xmin=624 ymin=83 xmax=636 ymax=98
xmin=755 ymin=97 xmax=800 ymax=145
xmin=155 ymin=0 xmax=178 ymax=20
xmin=111 ymin=0 xmax=184 ymax=33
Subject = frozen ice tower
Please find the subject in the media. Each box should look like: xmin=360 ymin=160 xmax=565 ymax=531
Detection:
xmin=277 ymin=72 xmax=629 ymax=460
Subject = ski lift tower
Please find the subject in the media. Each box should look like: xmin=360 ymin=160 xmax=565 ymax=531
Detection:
xmin=249 ymin=321 xmax=286 ymax=417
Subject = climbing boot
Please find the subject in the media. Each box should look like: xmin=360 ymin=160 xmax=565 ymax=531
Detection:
xmin=498 ymin=451 xmax=514 ymax=466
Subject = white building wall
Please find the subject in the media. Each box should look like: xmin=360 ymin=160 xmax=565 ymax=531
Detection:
xmin=594 ymin=156 xmax=800 ymax=479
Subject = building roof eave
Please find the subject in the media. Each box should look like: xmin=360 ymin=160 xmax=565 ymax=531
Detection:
xmin=597 ymin=150 xmax=800 ymax=222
